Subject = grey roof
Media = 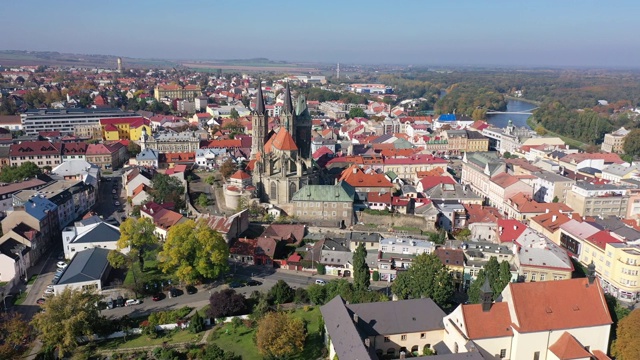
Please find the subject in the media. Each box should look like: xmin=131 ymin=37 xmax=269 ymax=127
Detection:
xmin=283 ymin=82 xmax=294 ymax=114
xmin=426 ymin=183 xmax=481 ymax=203
xmin=320 ymin=296 xmax=374 ymax=360
xmin=0 ymin=238 xmax=30 ymax=261
xmin=56 ymin=247 xmax=110 ymax=285
xmin=592 ymin=216 xmax=640 ymax=242
xmin=347 ymin=297 xmax=445 ymax=335
xmin=136 ymin=148 xmax=159 ymax=161
xmin=574 ymin=181 xmax=630 ymax=191
xmin=533 ymin=170 xmax=573 ymax=183
xmin=349 ymin=231 xmax=382 ymax=243
xmin=73 ymin=223 xmax=121 ymax=244
xmin=602 ymin=163 xmax=640 ymax=177
xmin=255 ymin=81 xmax=266 ymax=115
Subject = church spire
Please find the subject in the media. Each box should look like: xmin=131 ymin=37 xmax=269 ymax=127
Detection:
xmin=255 ymin=79 xmax=265 ymax=115
xmin=283 ymin=81 xmax=294 ymax=114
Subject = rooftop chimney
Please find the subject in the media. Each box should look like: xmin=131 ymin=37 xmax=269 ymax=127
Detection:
xmin=353 ymin=313 xmax=359 ymax=324
xmin=587 ymin=262 xmax=596 ymax=285
xmin=552 ymin=215 xmax=557 ymax=222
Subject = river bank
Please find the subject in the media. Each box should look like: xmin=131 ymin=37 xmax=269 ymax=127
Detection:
xmin=526 ymin=116 xmax=586 ymax=150
xmin=504 ymin=95 xmax=542 ymax=106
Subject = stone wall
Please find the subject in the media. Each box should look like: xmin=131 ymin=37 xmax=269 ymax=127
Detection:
xmin=357 ymin=212 xmax=434 ymax=232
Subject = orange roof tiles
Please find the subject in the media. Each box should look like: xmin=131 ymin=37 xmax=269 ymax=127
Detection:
xmin=461 ymin=302 xmax=513 ymax=340
xmin=491 ymin=172 xmax=521 ymax=188
xmin=463 ymin=204 xmax=502 ymax=224
xmin=338 ymin=165 xmax=393 ymax=188
xmin=367 ymin=191 xmax=392 ymax=204
xmin=585 ymin=230 xmax=623 ymax=250
xmin=530 ymin=211 xmax=572 ymax=233
xmin=548 ymin=332 xmax=593 ymax=360
xmin=267 ymin=128 xmax=298 ymax=152
xmin=230 ymin=170 xmax=251 ymax=180
xmin=508 ymin=278 xmax=612 ymax=333
xmin=497 ymin=219 xmax=527 ymax=243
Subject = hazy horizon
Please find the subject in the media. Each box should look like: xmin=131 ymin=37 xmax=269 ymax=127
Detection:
xmin=3 ymin=0 xmax=639 ymax=68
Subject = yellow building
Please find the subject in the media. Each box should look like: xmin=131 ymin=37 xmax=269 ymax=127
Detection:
xmin=577 ymin=230 xmax=640 ymax=301
xmin=154 ymin=84 xmax=201 ymax=101
xmin=100 ymin=117 xmax=151 ymax=141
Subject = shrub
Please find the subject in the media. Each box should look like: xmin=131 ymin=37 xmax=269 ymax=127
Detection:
xmin=268 ymin=280 xmax=294 ymax=305
xmin=316 ymin=263 xmax=326 ymax=275
xmin=189 ymin=311 xmax=205 ymax=334
xmin=294 ymin=287 xmax=309 ymax=304
xmin=372 ymin=270 xmax=380 ymax=281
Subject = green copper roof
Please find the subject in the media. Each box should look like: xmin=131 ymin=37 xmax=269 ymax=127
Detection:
xmin=292 ymin=181 xmax=355 ymax=202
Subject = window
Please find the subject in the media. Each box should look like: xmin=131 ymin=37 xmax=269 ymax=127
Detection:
xmin=531 ymin=273 xmax=536 ymax=281
xmin=533 ymin=351 xmax=540 ymax=360
xmin=499 ymin=349 xmax=507 ymax=358
xmin=384 ymin=336 xmax=390 ymax=343
xmin=420 ymin=333 xmax=426 ymax=339
xmin=401 ymin=335 xmax=407 ymax=341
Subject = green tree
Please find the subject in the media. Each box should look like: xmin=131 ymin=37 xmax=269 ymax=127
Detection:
xmin=127 ymin=142 xmax=141 ymax=157
xmin=0 ymin=162 xmax=42 ymax=183
xmin=148 ymin=173 xmax=186 ymax=210
xmin=159 ymin=219 xmax=229 ymax=284
xmin=372 ymin=270 xmax=380 ymax=281
xmin=0 ymin=312 xmax=32 ymax=359
xmin=31 ymin=288 xmax=102 ymax=357
xmin=552 ymin=196 xmax=559 ymax=203
xmin=316 ymin=263 xmax=326 ymax=275
xmin=117 ymin=217 xmax=157 ymax=269
xmin=623 ymin=129 xmax=640 ymax=156
xmin=219 ymin=158 xmax=236 ymax=179
xmin=229 ymin=108 xmax=239 ymax=120
xmin=256 ymin=312 xmax=306 ymax=358
xmin=352 ymin=243 xmax=370 ymax=291
xmin=348 ymin=107 xmax=367 ymax=119
xmin=307 ymin=284 xmax=327 ymax=305
xmin=268 ymin=280 xmax=295 ymax=304
xmin=197 ymin=193 xmax=209 ymax=207
xmin=391 ymin=253 xmax=454 ymax=307
xmin=467 ymin=257 xmax=512 ymax=303
xmin=612 ymin=309 xmax=640 ymax=360
xmin=189 ymin=311 xmax=205 ymax=333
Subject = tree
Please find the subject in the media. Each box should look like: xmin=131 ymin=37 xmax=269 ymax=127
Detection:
xmin=372 ymin=270 xmax=380 ymax=281
xmin=208 ymin=289 xmax=248 ymax=318
xmin=467 ymin=257 xmax=512 ymax=303
xmin=294 ymin=287 xmax=309 ymax=304
xmin=117 ymin=217 xmax=157 ymax=269
xmin=534 ymin=125 xmax=547 ymax=135
xmin=353 ymin=243 xmax=370 ymax=291
xmin=348 ymin=107 xmax=367 ymax=119
xmin=148 ymin=173 xmax=186 ymax=210
xmin=189 ymin=311 xmax=205 ymax=333
xmin=612 ymin=309 xmax=640 ymax=360
xmin=454 ymin=228 xmax=471 ymax=241
xmin=391 ymin=253 xmax=454 ymax=307
xmin=0 ymin=162 xmax=42 ymax=183
xmin=623 ymin=129 xmax=640 ymax=156
xmin=159 ymin=219 xmax=229 ymax=284
xmin=219 ymin=158 xmax=236 ymax=179
xmin=268 ymin=279 xmax=295 ymax=304
xmin=307 ymin=284 xmax=327 ymax=305
xmin=229 ymin=108 xmax=239 ymax=120
xmin=0 ymin=312 xmax=32 ymax=359
xmin=256 ymin=312 xmax=306 ymax=358
xmin=552 ymin=196 xmax=559 ymax=203
xmin=202 ymin=344 xmax=241 ymax=360
xmin=127 ymin=142 xmax=141 ymax=157
xmin=31 ymin=288 xmax=102 ymax=357
xmin=316 ymin=263 xmax=326 ymax=275
xmin=197 ymin=193 xmax=209 ymax=207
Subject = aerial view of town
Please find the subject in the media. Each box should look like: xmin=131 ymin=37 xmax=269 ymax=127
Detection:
xmin=1 ymin=1 xmax=639 ymax=360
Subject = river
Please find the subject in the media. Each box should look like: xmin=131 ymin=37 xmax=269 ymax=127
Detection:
xmin=486 ymin=99 xmax=537 ymax=129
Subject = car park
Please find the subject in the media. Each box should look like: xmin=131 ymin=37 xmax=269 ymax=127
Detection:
xmin=246 ymin=280 xmax=262 ymax=287
xmin=125 ymin=299 xmax=141 ymax=306
xmin=186 ymin=285 xmax=197 ymax=294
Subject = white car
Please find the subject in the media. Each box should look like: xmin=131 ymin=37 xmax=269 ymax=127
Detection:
xmin=112 ymin=189 xmax=117 ymax=194
xmin=315 ymin=279 xmax=326 ymax=285
xmin=114 ymin=201 xmax=120 ymax=206
xmin=46 ymin=284 xmax=54 ymax=290
xmin=125 ymin=299 xmax=141 ymax=306
xmin=44 ymin=288 xmax=55 ymax=295
xmin=56 ymin=261 xmax=68 ymax=268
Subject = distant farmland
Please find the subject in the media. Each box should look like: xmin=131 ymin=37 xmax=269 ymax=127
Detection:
xmin=181 ymin=62 xmax=321 ymax=73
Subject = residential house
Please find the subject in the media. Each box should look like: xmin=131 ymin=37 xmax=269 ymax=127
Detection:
xmin=123 ymin=167 xmax=153 ymax=197
xmin=558 ymin=219 xmax=601 ymax=256
xmin=135 ymin=148 xmax=159 ymax=168
xmin=566 ymin=182 xmax=631 ymax=217
xmin=228 ymin=237 xmax=273 ymax=266
xmin=463 ymin=204 xmax=502 ymax=242
xmin=496 ymin=219 xmax=527 ymax=244
xmin=61 ymin=142 xmax=87 ymax=162
xmin=0 ymin=237 xmax=30 ymax=289
xmin=9 ymin=141 xmax=62 ymax=168
xmin=504 ymin=192 xmax=573 ymax=223
xmin=291 ymin=181 xmax=355 ymax=227
xmin=461 ymin=152 xmax=505 ymax=201
xmin=531 ymin=170 xmax=575 ymax=203
xmin=601 ymin=127 xmax=629 ymax=153
xmin=512 ymin=227 xmax=574 ymax=282
xmin=443 ymin=277 xmax=612 ymax=360
xmin=195 ymin=148 xmax=226 ymax=169
xmin=201 ymin=209 xmax=250 ymax=243
xmin=488 ymin=173 xmax=533 ymax=213
xmin=53 ymin=248 xmax=112 ymax=295
xmin=338 ymin=164 xmax=394 ymax=195
xmin=130 ymin=184 xmax=151 ymax=206
xmin=423 ymin=183 xmax=483 ymax=206
xmin=377 ymin=237 xmax=436 ymax=282
xmin=601 ymin=163 xmax=640 ymax=183
xmin=262 ymin=223 xmax=305 ymax=245
xmin=85 ymin=143 xmax=127 ymax=170
xmin=100 ymin=117 xmax=151 ymax=141
xmin=462 ymin=241 xmax=514 ymax=289
xmin=62 ymin=216 xmax=126 ymax=260
xmin=366 ymin=191 xmax=392 ymax=211
xmin=139 ymin=202 xmax=186 ymax=240
xmin=0 ymin=177 xmax=51 ymax=216
xmin=435 ymin=202 xmax=467 ymax=231
xmin=346 ymin=231 xmax=382 ymax=252
xmin=50 ymin=160 xmax=100 ymax=189
xmin=529 ymin=211 xmax=572 ymax=244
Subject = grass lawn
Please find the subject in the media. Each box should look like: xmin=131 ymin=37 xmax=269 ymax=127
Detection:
xmin=0 ymin=281 xmax=7 ymax=287
xmin=14 ymin=291 xmax=27 ymax=305
xmin=27 ymin=275 xmax=38 ymax=285
xmin=96 ymin=330 xmax=200 ymax=350
xmin=209 ymin=306 xmax=324 ymax=360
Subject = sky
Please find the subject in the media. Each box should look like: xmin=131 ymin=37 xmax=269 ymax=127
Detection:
xmin=2 ymin=0 xmax=640 ymax=68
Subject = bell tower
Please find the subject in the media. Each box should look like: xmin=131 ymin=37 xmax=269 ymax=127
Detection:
xmin=251 ymin=80 xmax=268 ymax=159
xmin=295 ymin=94 xmax=312 ymax=159
xmin=282 ymin=81 xmax=295 ymax=137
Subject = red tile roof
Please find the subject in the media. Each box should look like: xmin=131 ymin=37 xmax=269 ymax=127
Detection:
xmin=463 ymin=204 xmax=502 ymax=224
xmin=508 ymin=278 xmax=612 ymax=333
xmin=10 ymin=141 xmax=61 ymax=156
xmin=256 ymin=236 xmax=277 ymax=258
xmin=338 ymin=165 xmax=393 ymax=189
xmin=265 ymin=129 xmax=298 ymax=153
xmin=548 ymin=332 xmax=593 ymax=360
xmin=434 ymin=248 xmax=465 ymax=267
xmin=419 ymin=176 xmax=456 ymax=191
xmin=497 ymin=219 xmax=527 ymax=243
xmin=530 ymin=211 xmax=572 ymax=233
xmin=104 ymin=124 xmax=118 ymax=132
xmin=585 ymin=230 xmax=623 ymax=250
xmin=100 ymin=117 xmax=148 ymax=128
xmin=491 ymin=172 xmax=521 ymax=189
xmin=262 ymin=224 xmax=305 ymax=244
xmin=62 ymin=142 xmax=88 ymax=155
xmin=140 ymin=202 xmax=184 ymax=230
xmin=201 ymin=139 xmax=241 ymax=149
xmin=461 ymin=302 xmax=513 ymax=340
xmin=367 ymin=191 xmax=392 ymax=204
xmin=230 ymin=170 xmax=251 ymax=180
xmin=312 ymin=146 xmax=334 ymax=160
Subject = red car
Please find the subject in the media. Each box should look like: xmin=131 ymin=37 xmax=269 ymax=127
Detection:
xmin=36 ymin=298 xmax=46 ymax=305
xmin=152 ymin=293 xmax=164 ymax=301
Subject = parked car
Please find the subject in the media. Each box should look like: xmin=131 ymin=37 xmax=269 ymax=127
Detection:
xmin=56 ymin=261 xmax=68 ymax=268
xmin=152 ymin=293 xmax=164 ymax=301
xmin=44 ymin=288 xmax=55 ymax=295
xmin=185 ymin=285 xmax=197 ymax=295
xmin=246 ymin=280 xmax=262 ymax=287
xmin=46 ymin=285 xmax=54 ymax=290
xmin=36 ymin=298 xmax=46 ymax=305
xmin=106 ymin=299 xmax=114 ymax=309
xmin=114 ymin=201 xmax=120 ymax=206
xmin=112 ymin=189 xmax=117 ymax=194
xmin=168 ymin=288 xmax=182 ymax=298
xmin=125 ymin=299 xmax=141 ymax=306
xmin=115 ymin=296 xmax=125 ymax=307
xmin=315 ymin=279 xmax=326 ymax=285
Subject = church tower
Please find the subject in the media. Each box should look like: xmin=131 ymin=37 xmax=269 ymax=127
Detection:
xmin=281 ymin=82 xmax=295 ymax=137
xmin=295 ymin=94 xmax=312 ymax=159
xmin=251 ymin=80 xmax=269 ymax=159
